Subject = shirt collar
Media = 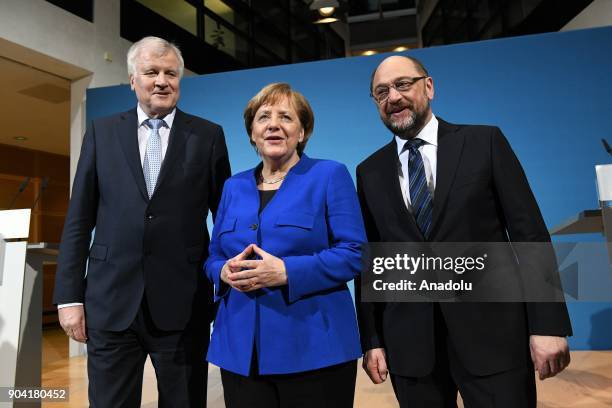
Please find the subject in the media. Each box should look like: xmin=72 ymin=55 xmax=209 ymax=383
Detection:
xmin=137 ymin=104 xmax=176 ymax=129
xmin=395 ymin=114 xmax=439 ymax=156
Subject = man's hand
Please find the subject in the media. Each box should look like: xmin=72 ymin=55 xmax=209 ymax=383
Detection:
xmin=363 ymin=348 xmax=388 ymax=384
xmin=529 ymin=335 xmax=570 ymax=380
xmin=228 ymin=244 xmax=287 ymax=291
xmin=58 ymin=305 xmax=87 ymax=343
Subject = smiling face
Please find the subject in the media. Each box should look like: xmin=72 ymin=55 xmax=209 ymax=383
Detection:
xmin=130 ymin=47 xmax=181 ymax=118
xmin=372 ymin=56 xmax=434 ymax=138
xmin=250 ymin=96 xmax=304 ymax=163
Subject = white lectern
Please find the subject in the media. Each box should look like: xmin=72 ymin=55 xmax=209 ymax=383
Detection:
xmin=551 ymin=165 xmax=612 ymax=238
xmin=0 ymin=209 xmax=31 ymax=407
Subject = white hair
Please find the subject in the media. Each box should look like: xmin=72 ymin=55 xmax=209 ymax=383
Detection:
xmin=127 ymin=36 xmax=185 ymax=78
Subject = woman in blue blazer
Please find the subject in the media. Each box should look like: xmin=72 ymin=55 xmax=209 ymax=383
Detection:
xmin=205 ymin=83 xmax=366 ymax=407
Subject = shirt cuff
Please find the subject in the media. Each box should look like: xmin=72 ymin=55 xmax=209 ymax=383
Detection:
xmin=57 ymin=303 xmax=83 ymax=309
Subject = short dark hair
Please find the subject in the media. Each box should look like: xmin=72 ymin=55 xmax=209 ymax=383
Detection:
xmin=243 ymin=83 xmax=314 ymax=155
xmin=369 ymin=55 xmax=429 ymax=93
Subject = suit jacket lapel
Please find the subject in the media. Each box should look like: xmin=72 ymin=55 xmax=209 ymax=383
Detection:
xmin=153 ymin=108 xmax=191 ymax=194
xmin=431 ymin=118 xmax=464 ymax=235
xmin=379 ymin=141 xmax=425 ymax=240
xmin=117 ymin=109 xmax=149 ymax=201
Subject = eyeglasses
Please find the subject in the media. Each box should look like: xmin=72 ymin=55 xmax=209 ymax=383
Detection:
xmin=371 ymin=76 xmax=428 ymax=104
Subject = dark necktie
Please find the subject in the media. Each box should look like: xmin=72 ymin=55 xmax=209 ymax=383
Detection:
xmin=404 ymin=138 xmax=433 ymax=239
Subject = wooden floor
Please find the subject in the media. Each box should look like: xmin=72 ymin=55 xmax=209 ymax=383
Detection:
xmin=42 ymin=328 xmax=612 ymax=407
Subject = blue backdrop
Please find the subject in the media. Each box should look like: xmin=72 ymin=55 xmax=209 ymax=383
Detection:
xmin=87 ymin=26 xmax=612 ymax=350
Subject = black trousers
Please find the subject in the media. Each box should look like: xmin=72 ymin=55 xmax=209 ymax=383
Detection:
xmin=390 ymin=304 xmax=536 ymax=408
xmin=86 ymin=298 xmax=208 ymax=408
xmin=221 ymin=359 xmax=357 ymax=408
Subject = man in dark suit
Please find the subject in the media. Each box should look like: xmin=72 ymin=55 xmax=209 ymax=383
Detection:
xmin=54 ymin=36 xmax=231 ymax=407
xmin=356 ymin=55 xmax=572 ymax=407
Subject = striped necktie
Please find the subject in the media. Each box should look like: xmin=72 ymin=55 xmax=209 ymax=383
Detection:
xmin=143 ymin=118 xmax=165 ymax=198
xmin=404 ymin=138 xmax=433 ymax=239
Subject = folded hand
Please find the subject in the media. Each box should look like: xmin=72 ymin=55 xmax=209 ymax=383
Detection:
xmin=225 ymin=244 xmax=287 ymax=292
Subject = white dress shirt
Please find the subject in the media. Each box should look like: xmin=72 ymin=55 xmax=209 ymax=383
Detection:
xmin=58 ymin=105 xmax=176 ymax=309
xmin=137 ymin=104 xmax=175 ymax=164
xmin=395 ymin=114 xmax=438 ymax=210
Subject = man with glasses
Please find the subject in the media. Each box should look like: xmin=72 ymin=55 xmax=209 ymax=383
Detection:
xmin=356 ymin=55 xmax=572 ymax=407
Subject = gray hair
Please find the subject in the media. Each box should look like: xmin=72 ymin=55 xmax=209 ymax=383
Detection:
xmin=127 ymin=36 xmax=185 ymax=78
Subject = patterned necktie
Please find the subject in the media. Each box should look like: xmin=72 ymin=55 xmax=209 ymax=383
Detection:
xmin=404 ymin=138 xmax=433 ymax=239
xmin=143 ymin=118 xmax=165 ymax=198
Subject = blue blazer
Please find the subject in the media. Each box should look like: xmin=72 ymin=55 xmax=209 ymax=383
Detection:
xmin=205 ymin=155 xmax=366 ymax=375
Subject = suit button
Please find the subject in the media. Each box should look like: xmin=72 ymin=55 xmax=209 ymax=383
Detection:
xmin=250 ymin=223 xmax=258 ymax=230
xmin=146 ymin=213 xmax=155 ymax=220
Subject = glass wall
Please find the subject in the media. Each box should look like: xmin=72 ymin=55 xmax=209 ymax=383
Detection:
xmin=136 ymin=0 xmax=198 ymax=35
xmin=123 ymin=0 xmax=345 ymax=72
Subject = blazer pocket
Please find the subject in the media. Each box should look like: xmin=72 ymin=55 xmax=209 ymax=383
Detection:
xmin=183 ymin=162 xmax=206 ymax=178
xmin=182 ymin=160 xmax=205 ymax=169
xmin=89 ymin=243 xmax=108 ymax=261
xmin=275 ymin=212 xmax=315 ymax=230
xmin=453 ymin=172 xmax=490 ymax=190
xmin=218 ymin=217 xmax=237 ymax=235
xmin=186 ymin=245 xmax=204 ymax=263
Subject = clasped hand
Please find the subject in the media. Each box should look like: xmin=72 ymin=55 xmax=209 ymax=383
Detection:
xmin=220 ymin=244 xmax=287 ymax=292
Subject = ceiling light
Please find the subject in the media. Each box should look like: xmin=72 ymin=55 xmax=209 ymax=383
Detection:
xmin=362 ymin=50 xmax=377 ymax=56
xmin=394 ymin=46 xmax=409 ymax=52
xmin=310 ymin=0 xmax=340 ymax=23
xmin=314 ymin=17 xmax=339 ymax=24
xmin=319 ymin=6 xmax=335 ymax=17
xmin=14 ymin=136 xmax=28 ymax=141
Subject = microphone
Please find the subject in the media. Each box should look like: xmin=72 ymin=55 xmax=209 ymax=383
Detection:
xmin=31 ymin=177 xmax=50 ymax=210
xmin=7 ymin=177 xmax=31 ymax=209
xmin=602 ymin=139 xmax=612 ymax=156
